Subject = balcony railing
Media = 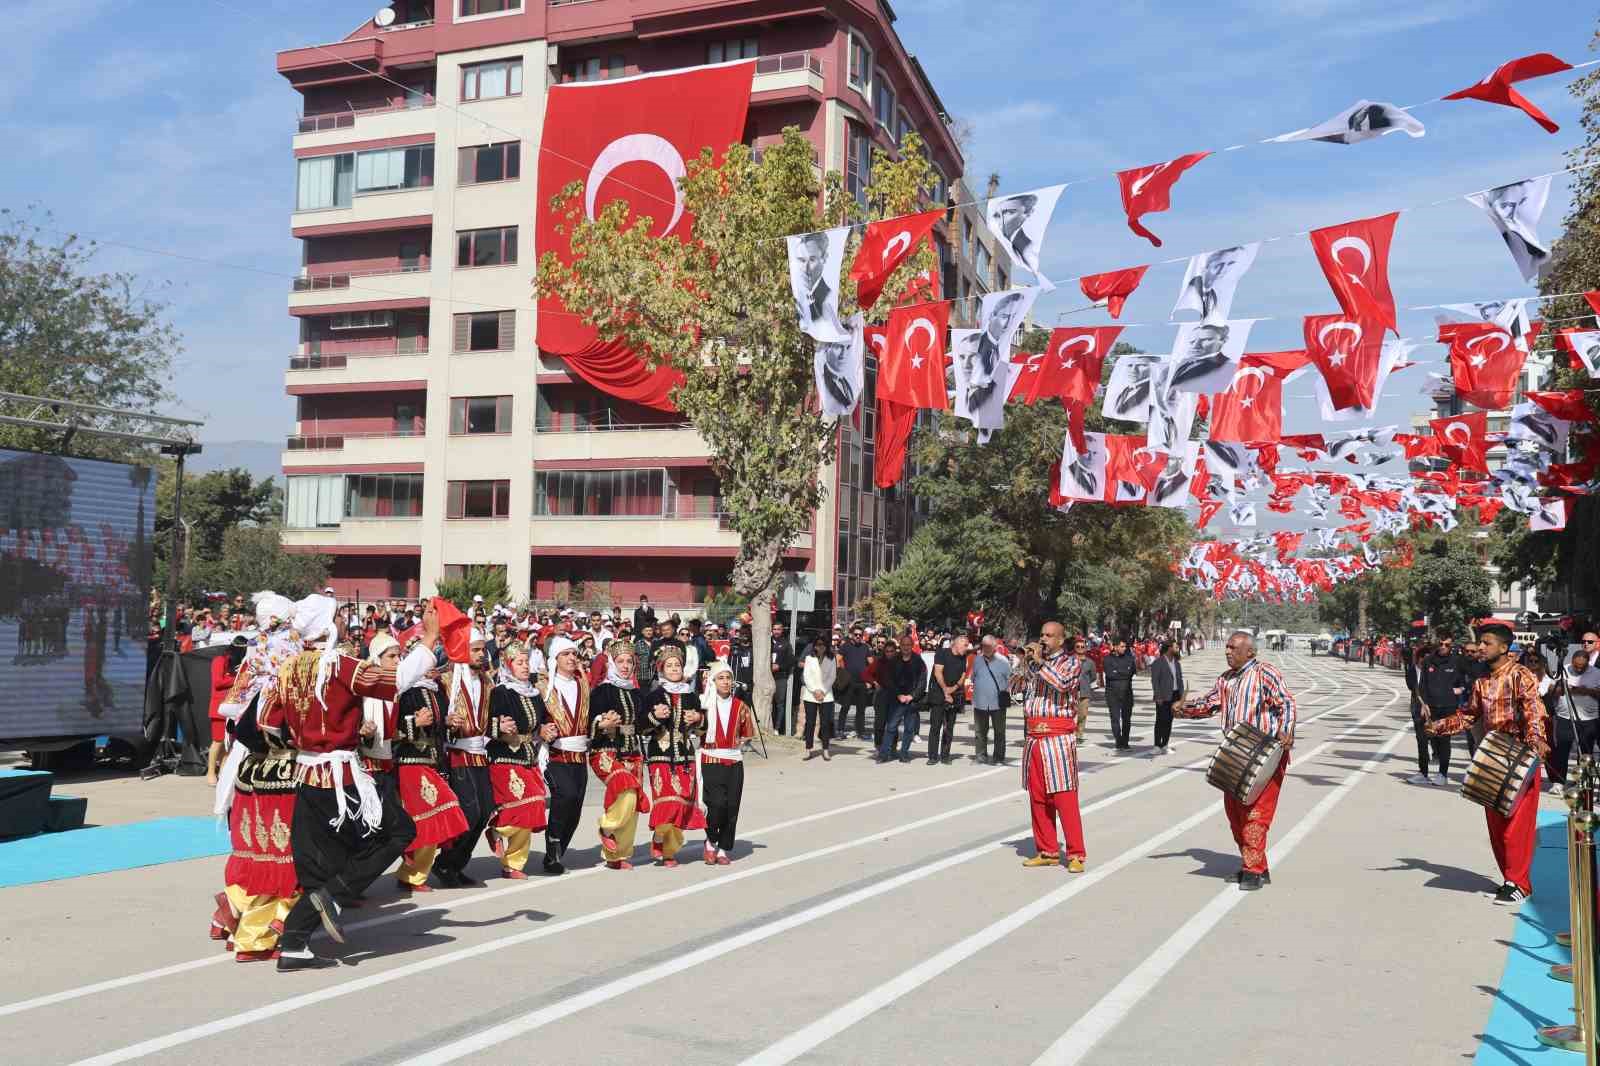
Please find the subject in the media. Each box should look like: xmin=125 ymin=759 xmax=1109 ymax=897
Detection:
xmin=288 ymin=341 xmax=425 ymax=370
xmin=298 ymin=95 xmax=435 ymax=134
xmin=754 ymin=50 xmax=822 ymax=78
xmin=292 ymin=265 xmax=429 ymax=292
xmin=286 ymin=429 xmax=424 ymax=450
xmin=535 ymin=416 xmax=693 ymax=433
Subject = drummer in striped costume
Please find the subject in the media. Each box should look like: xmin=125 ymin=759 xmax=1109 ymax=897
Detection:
xmin=1021 ymin=621 xmax=1088 ymax=872
xmin=1427 ymin=622 xmax=1549 ymax=905
xmin=1179 ymin=630 xmax=1297 ymax=891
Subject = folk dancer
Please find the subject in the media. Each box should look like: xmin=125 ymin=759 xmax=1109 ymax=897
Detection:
xmin=364 ymin=632 xmax=470 ymax=895
xmin=1178 ymin=630 xmax=1298 ymax=891
xmin=487 ymin=642 xmax=549 ymax=879
xmin=538 ymin=636 xmax=591 ymax=875
xmin=639 ymin=645 xmax=706 ymax=866
xmin=1021 ymin=622 xmax=1088 ymax=871
xmin=432 ymin=629 xmax=496 ymax=888
xmin=259 ymin=596 xmax=436 ymax=971
xmin=698 ymin=661 xmax=756 ymax=866
xmin=590 ymin=640 xmax=650 ymax=870
xmin=206 ymin=635 xmax=247 ymax=784
xmin=1428 ymin=622 xmax=1550 ymax=904
xmin=210 ymin=595 xmax=302 ymax=961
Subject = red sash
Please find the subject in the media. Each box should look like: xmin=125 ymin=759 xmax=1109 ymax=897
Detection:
xmin=1025 ymin=716 xmax=1076 ymax=737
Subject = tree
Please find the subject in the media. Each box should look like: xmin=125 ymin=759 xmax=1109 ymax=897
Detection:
xmin=0 ymin=209 xmax=181 ymax=462
xmin=179 ymin=525 xmax=329 ymax=604
xmin=435 ymin=566 xmax=512 ymax=613
xmin=154 ymin=466 xmax=280 ymax=593
xmin=536 ymin=126 xmax=939 ymax=721
xmin=1316 ymin=529 xmax=1494 ymax=638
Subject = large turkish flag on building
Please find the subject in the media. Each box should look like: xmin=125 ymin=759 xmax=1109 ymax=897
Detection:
xmin=535 ymin=61 xmax=756 ymax=402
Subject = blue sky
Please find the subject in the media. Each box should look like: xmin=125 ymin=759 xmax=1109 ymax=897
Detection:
xmin=1 ymin=0 xmax=1595 ymax=532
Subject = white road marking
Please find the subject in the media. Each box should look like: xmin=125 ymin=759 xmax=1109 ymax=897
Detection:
xmin=737 ymin=690 xmax=1403 ymax=1066
xmin=1032 ymin=714 xmax=1412 ymax=1065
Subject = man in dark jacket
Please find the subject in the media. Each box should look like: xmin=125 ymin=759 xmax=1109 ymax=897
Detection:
xmin=876 ymin=635 xmax=927 ymax=764
xmin=769 ymin=621 xmax=796 ymax=734
xmin=632 ymin=595 xmax=657 ymax=635
xmin=1102 ymin=636 xmax=1138 ymax=751
xmin=1149 ymin=640 xmax=1185 ymax=755
xmin=1416 ymin=633 xmax=1469 ymax=784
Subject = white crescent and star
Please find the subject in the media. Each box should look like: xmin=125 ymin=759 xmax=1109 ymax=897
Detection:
xmin=1317 ymin=320 xmax=1363 ymax=367
xmin=1329 ymin=236 xmax=1372 ymax=289
xmin=903 ymin=318 xmax=937 ymax=369
xmin=1056 ymin=334 xmax=1095 ymax=370
xmin=1130 ymin=163 xmax=1169 ymax=198
xmin=584 ymin=133 xmax=688 ymax=236
xmin=1443 ymin=421 xmax=1473 ymax=446
xmin=882 ymin=231 xmax=913 ymax=264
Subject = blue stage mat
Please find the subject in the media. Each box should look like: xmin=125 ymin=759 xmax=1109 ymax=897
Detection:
xmin=0 ymin=816 xmax=229 ymax=888
xmin=1477 ymin=811 xmax=1581 ymax=1065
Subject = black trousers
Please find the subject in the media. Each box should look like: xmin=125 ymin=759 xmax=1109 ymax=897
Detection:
xmin=341 ymin=770 xmax=415 ymax=898
xmin=771 ymin=676 xmax=790 ymax=734
xmin=281 ymin=780 xmax=414 ymax=951
xmin=973 ymin=707 xmax=1007 ymax=762
xmin=1153 ymin=700 xmax=1175 ymax=748
xmin=872 ymin=688 xmax=889 ymax=747
xmin=1550 ymin=716 xmax=1600 ymax=785
xmin=834 ymin=677 xmax=869 ymax=735
xmin=926 ymin=696 xmax=961 ymax=760
xmin=702 ymin=761 xmax=744 ymax=852
xmin=1106 ymin=684 xmax=1133 ymax=746
xmin=433 ymin=763 xmax=493 ymax=877
xmin=543 ymin=760 xmax=587 ymax=858
xmin=1412 ymin=701 xmax=1454 ymax=776
xmin=802 ymin=700 xmax=833 ymax=750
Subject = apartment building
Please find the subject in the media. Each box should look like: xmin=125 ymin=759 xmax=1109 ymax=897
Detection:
xmin=275 ymin=0 xmax=973 ymax=618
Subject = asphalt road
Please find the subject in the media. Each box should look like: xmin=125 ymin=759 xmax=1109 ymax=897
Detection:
xmin=0 ymin=648 xmax=1527 ymax=1064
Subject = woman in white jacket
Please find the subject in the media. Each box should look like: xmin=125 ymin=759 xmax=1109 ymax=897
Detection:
xmin=801 ymin=635 xmax=838 ymax=761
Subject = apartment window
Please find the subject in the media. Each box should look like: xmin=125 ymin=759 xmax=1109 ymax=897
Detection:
xmin=997 ymin=268 xmax=1009 ymax=292
xmin=458 ymin=141 xmax=520 ymax=185
xmin=565 ymin=56 xmax=624 ymax=82
xmin=447 ymin=479 xmax=511 ymax=519
xmin=462 ymin=58 xmax=523 ymax=101
xmin=453 ymin=310 xmax=515 ymax=352
xmin=355 ymin=145 xmax=433 ymax=193
xmin=296 ymin=154 xmax=353 ymax=210
xmin=393 ymin=401 xmax=421 ymax=436
xmin=895 ymin=109 xmax=914 ymax=147
xmin=460 ymin=0 xmax=520 ymax=14
xmin=344 ymin=473 xmax=423 ymax=518
xmin=534 ymin=469 xmax=666 ymax=516
xmin=962 ymin=215 xmax=973 ymax=259
xmin=929 ymin=165 xmax=947 ymax=205
xmin=707 ymin=38 xmax=757 ymax=63
xmin=330 ymin=310 xmax=393 ymax=330
xmin=847 ymin=32 xmax=872 ymax=93
xmin=285 ymin=475 xmax=343 ymax=529
xmin=874 ymin=75 xmax=895 ymax=129
xmin=975 ymin=243 xmax=992 ymax=286
xmin=449 ymin=395 xmax=513 ymax=435
xmin=456 ymin=226 xmax=517 ymax=267
xmin=845 ymin=123 xmax=871 ymax=208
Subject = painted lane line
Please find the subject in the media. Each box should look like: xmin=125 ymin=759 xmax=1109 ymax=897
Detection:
xmin=0 ymin=763 xmax=1008 ymax=1020
xmin=68 ymin=662 xmax=1373 ymax=1064
xmin=735 ymin=691 xmax=1403 ymax=1066
xmin=1032 ymin=715 xmax=1413 ymax=1065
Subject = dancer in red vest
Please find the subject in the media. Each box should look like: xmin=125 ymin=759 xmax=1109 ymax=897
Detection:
xmin=699 ymin=661 xmax=755 ymax=866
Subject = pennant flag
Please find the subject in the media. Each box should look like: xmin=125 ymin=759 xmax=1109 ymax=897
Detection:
xmin=1241 ymin=350 xmax=1313 ymax=375
xmin=983 ymin=184 xmax=1067 ymax=289
xmin=1508 ymin=400 xmax=1571 ymax=453
xmin=1172 ymin=243 xmax=1260 ymax=324
xmin=1147 ymin=376 xmax=1199 ymax=456
xmin=1166 ymin=319 xmax=1255 ymax=395
xmin=1444 ymin=53 xmax=1573 ymax=133
xmin=434 ymin=597 xmax=473 ymax=664
xmin=1050 ymin=326 xmax=1122 ymax=406
xmin=1116 ymin=152 xmax=1209 ymax=247
xmin=814 ymin=316 xmax=864 ymax=419
xmin=1268 ymin=99 xmax=1426 ymax=145
xmin=1196 ymin=499 xmax=1224 ymax=529
xmin=1431 ymin=412 xmax=1490 ymax=474
xmin=1080 ymin=266 xmax=1148 ymax=318
xmin=874 ymin=396 xmax=917 ymax=489
xmin=1530 ymin=498 xmax=1569 ymax=531
xmin=1209 ymin=365 xmax=1284 ymax=444
xmin=1309 ymin=212 xmax=1399 ymax=331
xmin=951 ymin=328 xmax=1016 ymax=440
xmin=1467 ymin=176 xmax=1553 ymax=284
xmin=1303 ymin=313 xmax=1386 ymax=410
xmin=1562 ymin=328 xmax=1600 ymax=376
xmin=1059 ymin=431 xmax=1109 ymax=502
xmin=1314 ymin=336 xmax=1412 ymax=423
xmin=1150 ymin=441 xmax=1201 ymax=510
xmin=879 ymin=301 xmax=950 ymax=409
xmin=850 ymin=208 xmax=944 ymax=311
xmin=1104 ymin=354 xmax=1160 ymax=422
xmin=1587 ymin=292 xmax=1600 ymax=321
xmin=1528 ymin=389 xmax=1596 ymax=423
xmin=788 ymin=226 xmax=852 ymax=342
xmin=1443 ymin=298 xmax=1535 ymax=351
xmin=1439 ymin=321 xmax=1530 ymax=409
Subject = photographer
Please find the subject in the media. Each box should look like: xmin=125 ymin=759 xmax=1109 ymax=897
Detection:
xmin=1545 ymin=646 xmax=1600 ymax=798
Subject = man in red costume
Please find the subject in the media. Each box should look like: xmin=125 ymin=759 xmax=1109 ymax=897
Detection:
xmin=1021 ymin=622 xmax=1088 ymax=872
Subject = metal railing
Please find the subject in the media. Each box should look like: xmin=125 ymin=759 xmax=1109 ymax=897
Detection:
xmin=288 ymin=340 xmax=427 ymax=369
xmin=754 ymin=50 xmax=822 ymax=78
xmin=291 ymin=265 xmax=428 ymax=292
xmin=298 ymin=95 xmax=435 ymax=134
xmin=285 ymin=429 xmax=425 ymax=450
xmin=534 ymin=415 xmax=693 ymax=433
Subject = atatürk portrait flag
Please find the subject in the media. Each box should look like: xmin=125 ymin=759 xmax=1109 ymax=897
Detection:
xmin=1267 ymin=100 xmax=1425 ymax=146
xmin=850 ymin=208 xmax=944 ymax=312
xmin=1116 ymin=152 xmax=1209 ymax=247
xmin=1309 ymin=212 xmax=1399 ymax=332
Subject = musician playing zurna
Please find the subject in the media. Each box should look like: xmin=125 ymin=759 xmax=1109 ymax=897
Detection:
xmin=1427 ymin=622 xmax=1549 ymax=905
xmin=1178 ymin=630 xmax=1297 ymax=892
xmin=1020 ymin=622 xmax=1089 ymax=872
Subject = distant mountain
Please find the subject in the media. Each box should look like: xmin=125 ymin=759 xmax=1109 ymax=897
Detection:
xmin=192 ymin=440 xmax=282 ymax=483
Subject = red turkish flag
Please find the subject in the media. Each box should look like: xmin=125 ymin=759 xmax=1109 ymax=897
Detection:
xmin=1585 ymin=292 xmax=1600 ymax=320
xmin=1529 ymin=389 xmax=1597 ymax=422
xmin=851 ymin=209 xmax=944 ymax=311
xmin=879 ymin=302 xmax=950 ymax=409
xmin=1430 ymin=412 xmax=1490 ymax=474
xmin=1115 ymin=152 xmax=1209 ymax=247
xmin=1209 ymin=365 xmax=1284 ymax=443
xmin=1394 ymin=433 xmax=1442 ymax=460
xmin=1303 ymin=314 xmax=1385 ymax=410
xmin=1309 ymin=212 xmax=1399 ymax=332
xmin=535 ymin=61 xmax=756 ymax=354
xmin=1079 ymin=266 xmax=1149 ymax=318
xmin=1240 ymin=349 xmax=1312 ymax=375
xmin=1443 ymin=53 xmax=1572 ymax=134
xmin=1439 ymin=321 xmax=1530 ymax=408
xmin=1026 ymin=326 xmax=1123 ymax=406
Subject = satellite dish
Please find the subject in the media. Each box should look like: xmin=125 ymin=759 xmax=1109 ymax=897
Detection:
xmin=374 ymin=7 xmax=396 ymax=26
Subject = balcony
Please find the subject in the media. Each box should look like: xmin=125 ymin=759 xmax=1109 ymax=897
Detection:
xmin=750 ymin=51 xmax=825 ymax=102
xmin=534 ymin=421 xmax=707 ymax=464
xmin=529 ymin=513 xmax=813 ymax=555
xmin=283 ymin=431 xmax=427 ymax=467
xmin=288 ymin=266 xmax=432 ymax=311
xmin=292 ymin=186 xmax=434 ymax=235
xmin=286 ymin=343 xmax=427 ymax=387
xmin=282 ymin=517 xmax=423 ymax=552
xmin=298 ymin=95 xmax=435 ymax=135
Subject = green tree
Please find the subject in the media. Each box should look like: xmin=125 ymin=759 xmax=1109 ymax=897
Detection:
xmin=179 ymin=525 xmax=328 ymax=603
xmin=1316 ymin=529 xmax=1494 ymax=638
xmin=536 ymin=126 xmax=939 ymax=717
xmin=435 ymin=565 xmax=512 ymax=613
xmin=0 ymin=209 xmax=181 ymax=462
xmin=154 ymin=466 xmax=280 ymax=592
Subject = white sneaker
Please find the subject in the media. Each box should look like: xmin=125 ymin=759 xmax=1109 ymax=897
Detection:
xmin=1551 ymin=783 xmax=1566 ymax=798
xmin=1434 ymin=773 xmax=1453 ymax=787
xmin=1407 ymin=773 xmax=1431 ymax=785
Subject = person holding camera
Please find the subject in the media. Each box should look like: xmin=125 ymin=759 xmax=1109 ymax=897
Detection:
xmin=1544 ymin=645 xmax=1600 ymax=797
xmin=970 ymin=634 xmax=1012 ymax=765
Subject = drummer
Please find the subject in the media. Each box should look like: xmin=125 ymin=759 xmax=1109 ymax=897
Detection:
xmin=1427 ymin=622 xmax=1549 ymax=905
xmin=1177 ymin=630 xmax=1297 ymax=892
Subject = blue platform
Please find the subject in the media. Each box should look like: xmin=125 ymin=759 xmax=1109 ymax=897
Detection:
xmin=0 ymin=816 xmax=229 ymax=889
xmin=1477 ymin=811 xmax=1584 ymax=1065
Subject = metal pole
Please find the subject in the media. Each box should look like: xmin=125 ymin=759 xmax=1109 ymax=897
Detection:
xmin=163 ymin=450 xmax=186 ymax=654
xmin=1541 ymin=778 xmax=1588 ymax=1050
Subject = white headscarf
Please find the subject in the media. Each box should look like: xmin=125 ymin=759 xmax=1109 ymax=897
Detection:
xmin=252 ymin=591 xmax=293 ymax=633
xmin=603 ymin=639 xmax=638 ymax=689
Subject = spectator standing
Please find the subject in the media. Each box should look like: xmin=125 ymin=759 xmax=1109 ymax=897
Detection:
xmin=632 ymin=595 xmax=657 ymax=635
xmin=926 ymin=633 xmax=970 ymax=765
xmin=970 ymin=634 xmax=1012 ymax=765
xmin=836 ymin=625 xmax=874 ymax=740
xmin=1149 ymin=640 xmax=1185 ymax=755
xmin=1102 ymin=637 xmax=1137 ymax=751
xmin=1545 ymin=645 xmax=1600 ymax=797
xmin=633 ymin=624 xmax=655 ymax=689
xmin=800 ymin=635 xmax=837 ymax=761
xmin=769 ymin=621 xmax=795 ymax=735
xmin=1417 ymin=633 xmax=1469 ymax=784
xmin=876 ymin=636 xmax=926 ymax=764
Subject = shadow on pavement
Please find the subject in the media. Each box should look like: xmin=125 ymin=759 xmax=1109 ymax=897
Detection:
xmin=1372 ymin=856 xmax=1501 ymax=895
